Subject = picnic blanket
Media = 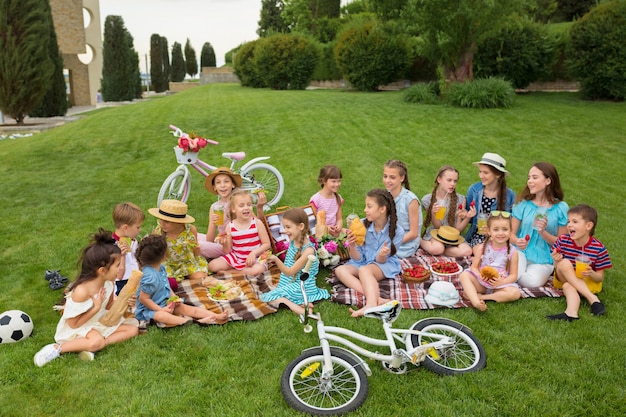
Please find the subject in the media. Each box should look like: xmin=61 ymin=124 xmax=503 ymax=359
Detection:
xmin=327 ymin=249 xmax=563 ymax=310
xmin=175 ymin=266 xmax=281 ymax=321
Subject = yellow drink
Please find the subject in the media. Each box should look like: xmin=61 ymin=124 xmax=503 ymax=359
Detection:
xmin=435 ymin=206 xmax=446 ymax=221
xmin=476 ymin=214 xmax=488 ymax=234
xmin=214 ymin=204 xmax=225 ymax=226
xmin=575 ymin=255 xmax=590 ymax=279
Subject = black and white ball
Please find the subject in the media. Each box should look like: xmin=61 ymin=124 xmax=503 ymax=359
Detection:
xmin=0 ymin=310 xmax=34 ymax=344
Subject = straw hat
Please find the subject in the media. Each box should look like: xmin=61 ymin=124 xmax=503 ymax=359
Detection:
xmin=204 ymin=167 xmax=242 ymax=194
xmin=148 ymin=200 xmax=195 ymax=223
xmin=431 ymin=226 xmax=465 ymax=245
xmin=473 ymin=152 xmax=509 ymax=176
xmin=425 ymin=281 xmax=460 ymax=306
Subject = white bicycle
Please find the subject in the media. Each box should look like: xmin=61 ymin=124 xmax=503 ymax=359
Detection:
xmin=281 ymin=256 xmax=486 ymax=415
xmin=157 ymin=125 xmax=285 ymax=208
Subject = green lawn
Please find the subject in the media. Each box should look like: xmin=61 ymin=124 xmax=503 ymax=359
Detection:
xmin=1 ymin=84 xmax=625 ymax=416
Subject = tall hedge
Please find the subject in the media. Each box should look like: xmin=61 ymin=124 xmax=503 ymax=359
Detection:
xmin=254 ymin=33 xmax=319 ymax=90
xmin=101 ymin=16 xmax=141 ymax=101
xmin=171 ymin=42 xmax=186 ymax=82
xmin=474 ymin=20 xmax=556 ymax=89
xmin=568 ymin=0 xmax=626 ymax=100
xmin=200 ymin=42 xmax=216 ymax=68
xmin=184 ymin=38 xmax=198 ymax=78
xmin=233 ymin=40 xmax=266 ymax=88
xmin=334 ymin=19 xmax=410 ymax=91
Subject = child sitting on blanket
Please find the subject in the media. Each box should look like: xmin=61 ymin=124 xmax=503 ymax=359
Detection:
xmin=198 ymin=167 xmax=266 ymax=259
xmin=149 ymin=199 xmax=209 ymax=291
xmin=546 ymin=204 xmax=611 ymax=321
xmin=261 ymin=208 xmax=329 ymax=315
xmin=335 ymin=189 xmax=404 ymax=318
xmin=134 ymin=234 xmax=228 ymax=327
xmin=459 ymin=211 xmax=520 ymax=311
xmin=310 ymin=165 xmax=344 ymax=237
xmin=208 ymin=188 xmax=272 ymax=276
xmin=420 ymin=165 xmax=474 ymax=257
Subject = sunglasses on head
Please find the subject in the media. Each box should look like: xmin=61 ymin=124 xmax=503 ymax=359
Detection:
xmin=490 ymin=210 xmax=511 ymax=218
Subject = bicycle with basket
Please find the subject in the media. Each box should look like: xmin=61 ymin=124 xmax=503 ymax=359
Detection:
xmin=280 ymin=256 xmax=487 ymax=415
xmin=157 ymin=125 xmax=285 ymax=209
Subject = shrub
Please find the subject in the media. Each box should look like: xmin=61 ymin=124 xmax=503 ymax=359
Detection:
xmin=445 ymin=77 xmax=515 ymax=109
xmin=474 ymin=19 xmax=556 ymax=89
xmin=568 ymin=1 xmax=626 ymax=100
xmin=334 ymin=19 xmax=411 ymax=91
xmin=254 ymin=33 xmax=319 ymax=90
xmin=402 ymin=82 xmax=440 ymax=104
xmin=311 ymin=41 xmax=341 ymax=81
xmin=233 ymin=40 xmax=266 ymax=88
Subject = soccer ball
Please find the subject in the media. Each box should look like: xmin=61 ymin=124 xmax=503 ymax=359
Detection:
xmin=0 ymin=310 xmax=34 ymax=344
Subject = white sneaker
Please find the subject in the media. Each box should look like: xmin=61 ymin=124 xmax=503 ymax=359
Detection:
xmin=34 ymin=344 xmax=61 ymax=367
xmin=78 ymin=351 xmax=94 ymax=361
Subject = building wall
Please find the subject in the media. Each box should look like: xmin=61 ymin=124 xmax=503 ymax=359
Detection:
xmin=49 ymin=0 xmax=102 ymax=106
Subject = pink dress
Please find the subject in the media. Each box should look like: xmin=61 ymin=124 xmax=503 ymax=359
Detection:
xmin=222 ymin=217 xmax=262 ymax=270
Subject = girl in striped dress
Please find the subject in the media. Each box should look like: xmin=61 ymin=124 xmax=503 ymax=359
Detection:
xmin=261 ymin=208 xmax=329 ymax=315
xmin=208 ymin=188 xmax=271 ymax=276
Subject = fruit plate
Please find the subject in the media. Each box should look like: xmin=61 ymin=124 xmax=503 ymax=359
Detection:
xmin=207 ymin=282 xmax=244 ymax=302
xmin=429 ymin=261 xmax=462 ymax=281
xmin=401 ymin=264 xmax=431 ymax=284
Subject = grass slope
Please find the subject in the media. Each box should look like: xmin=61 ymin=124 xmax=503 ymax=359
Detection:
xmin=0 ymin=84 xmax=625 ymax=416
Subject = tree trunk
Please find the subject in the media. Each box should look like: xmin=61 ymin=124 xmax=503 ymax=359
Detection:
xmin=445 ymin=43 xmax=475 ymax=83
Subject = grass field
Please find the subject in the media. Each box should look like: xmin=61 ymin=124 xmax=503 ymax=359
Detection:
xmin=0 ymin=84 xmax=625 ymax=416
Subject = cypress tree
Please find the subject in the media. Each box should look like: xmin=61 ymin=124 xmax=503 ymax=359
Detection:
xmin=184 ymin=38 xmax=198 ymax=78
xmin=171 ymin=42 xmax=186 ymax=82
xmin=29 ymin=0 xmax=68 ymax=117
xmin=200 ymin=42 xmax=216 ymax=68
xmin=150 ymin=34 xmax=165 ymax=92
xmin=0 ymin=0 xmax=54 ymax=124
xmin=161 ymin=36 xmax=170 ymax=84
xmin=101 ymin=15 xmax=140 ymax=101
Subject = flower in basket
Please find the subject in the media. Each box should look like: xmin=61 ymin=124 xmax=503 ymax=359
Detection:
xmin=177 ymin=131 xmax=208 ymax=153
xmin=275 ymin=240 xmax=288 ymax=261
xmin=316 ymin=232 xmax=347 ymax=267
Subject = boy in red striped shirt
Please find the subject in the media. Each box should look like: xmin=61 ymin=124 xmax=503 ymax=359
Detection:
xmin=547 ymin=204 xmax=611 ymax=321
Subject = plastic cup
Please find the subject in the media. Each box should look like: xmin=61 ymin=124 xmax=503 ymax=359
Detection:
xmin=214 ymin=203 xmax=225 ymax=226
xmin=435 ymin=200 xmax=446 ymax=221
xmin=533 ymin=206 xmax=548 ymax=230
xmin=476 ymin=213 xmax=488 ymax=234
xmin=575 ymin=254 xmax=591 ymax=279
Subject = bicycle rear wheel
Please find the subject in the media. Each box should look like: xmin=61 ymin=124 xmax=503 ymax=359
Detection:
xmin=406 ymin=318 xmax=486 ymax=375
xmin=241 ymin=163 xmax=284 ymax=208
xmin=157 ymin=169 xmax=191 ymax=206
xmin=281 ymin=347 xmax=369 ymax=416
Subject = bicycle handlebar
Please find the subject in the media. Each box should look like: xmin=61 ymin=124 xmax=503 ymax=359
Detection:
xmin=169 ymin=125 xmax=219 ymax=145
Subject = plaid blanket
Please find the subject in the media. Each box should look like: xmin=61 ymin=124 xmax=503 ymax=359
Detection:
xmin=327 ymin=249 xmax=563 ymax=310
xmin=175 ymin=266 xmax=281 ymax=321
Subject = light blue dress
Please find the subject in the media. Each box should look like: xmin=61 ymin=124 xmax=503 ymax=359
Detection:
xmin=135 ymin=265 xmax=171 ymax=321
xmin=261 ymin=241 xmax=329 ymax=304
xmin=347 ymin=218 xmax=404 ymax=278
xmin=512 ymin=200 xmax=569 ymax=265
xmin=394 ymin=187 xmax=422 ymax=258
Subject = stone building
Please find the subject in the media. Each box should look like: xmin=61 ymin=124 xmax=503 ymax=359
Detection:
xmin=49 ymin=0 xmax=102 ymax=106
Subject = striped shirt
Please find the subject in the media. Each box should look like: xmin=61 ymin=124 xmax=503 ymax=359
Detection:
xmin=223 ymin=217 xmax=261 ymax=270
xmin=553 ymin=235 xmax=612 ymax=272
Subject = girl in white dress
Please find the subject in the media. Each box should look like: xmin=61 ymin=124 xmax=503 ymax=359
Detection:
xmin=34 ymin=229 xmax=139 ymax=366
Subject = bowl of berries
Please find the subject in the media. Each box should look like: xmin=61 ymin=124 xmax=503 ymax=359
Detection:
xmin=402 ymin=264 xmax=431 ymax=284
xmin=429 ymin=261 xmax=462 ymax=281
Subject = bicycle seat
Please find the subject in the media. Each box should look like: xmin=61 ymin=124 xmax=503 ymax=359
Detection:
xmin=222 ymin=152 xmax=246 ymax=161
xmin=363 ymin=300 xmax=401 ymax=323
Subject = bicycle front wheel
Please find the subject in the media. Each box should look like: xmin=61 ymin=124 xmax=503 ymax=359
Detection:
xmin=406 ymin=318 xmax=486 ymax=375
xmin=157 ymin=169 xmax=191 ymax=206
xmin=241 ymin=163 xmax=284 ymax=208
xmin=281 ymin=347 xmax=369 ymax=416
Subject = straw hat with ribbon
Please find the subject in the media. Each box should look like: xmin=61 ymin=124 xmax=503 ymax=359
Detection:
xmin=431 ymin=225 xmax=465 ymax=245
xmin=148 ymin=200 xmax=195 ymax=224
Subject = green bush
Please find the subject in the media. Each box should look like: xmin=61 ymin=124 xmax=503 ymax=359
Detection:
xmin=445 ymin=77 xmax=515 ymax=109
xmin=254 ymin=34 xmax=319 ymax=90
xmin=402 ymin=82 xmax=440 ymax=104
xmin=474 ymin=19 xmax=556 ymax=89
xmin=311 ymin=41 xmax=341 ymax=81
xmin=568 ymin=0 xmax=626 ymax=100
xmin=233 ymin=40 xmax=266 ymax=88
xmin=334 ymin=19 xmax=411 ymax=91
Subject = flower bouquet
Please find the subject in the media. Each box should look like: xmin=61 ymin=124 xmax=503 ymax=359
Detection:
xmin=177 ymin=131 xmax=208 ymax=153
xmin=316 ymin=231 xmax=349 ymax=267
